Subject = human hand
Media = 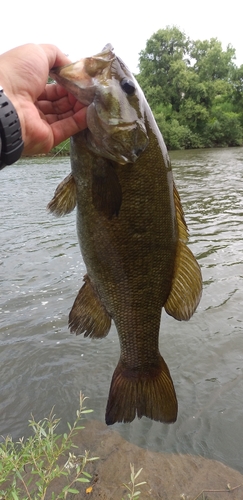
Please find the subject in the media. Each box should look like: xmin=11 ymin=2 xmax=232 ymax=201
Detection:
xmin=0 ymin=44 xmax=87 ymax=156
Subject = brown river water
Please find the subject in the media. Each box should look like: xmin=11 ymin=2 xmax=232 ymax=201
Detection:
xmin=1 ymin=147 xmax=243 ymax=480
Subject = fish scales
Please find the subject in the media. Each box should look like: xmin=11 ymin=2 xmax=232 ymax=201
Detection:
xmin=48 ymin=44 xmax=202 ymax=425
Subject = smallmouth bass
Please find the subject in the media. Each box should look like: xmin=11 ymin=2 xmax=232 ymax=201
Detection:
xmin=48 ymin=44 xmax=202 ymax=425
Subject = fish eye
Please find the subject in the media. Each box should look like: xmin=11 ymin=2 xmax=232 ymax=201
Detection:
xmin=120 ymin=78 xmax=136 ymax=96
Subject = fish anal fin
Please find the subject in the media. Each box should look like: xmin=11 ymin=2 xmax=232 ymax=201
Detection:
xmin=165 ymin=240 xmax=202 ymax=321
xmin=105 ymin=356 xmax=178 ymax=425
xmin=69 ymin=274 xmax=111 ymax=338
xmin=92 ymin=160 xmax=122 ymax=218
xmin=47 ymin=173 xmax=76 ymax=216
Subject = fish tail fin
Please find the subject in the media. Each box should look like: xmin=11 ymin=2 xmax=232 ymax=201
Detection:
xmin=105 ymin=355 xmax=177 ymax=425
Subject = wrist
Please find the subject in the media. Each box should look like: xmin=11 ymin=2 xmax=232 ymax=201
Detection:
xmin=0 ymin=87 xmax=24 ymax=169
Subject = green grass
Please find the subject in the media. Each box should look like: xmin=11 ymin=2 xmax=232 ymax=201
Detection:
xmin=122 ymin=464 xmax=146 ymax=500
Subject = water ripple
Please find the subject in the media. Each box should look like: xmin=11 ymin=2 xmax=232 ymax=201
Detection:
xmin=1 ymin=150 xmax=243 ymax=473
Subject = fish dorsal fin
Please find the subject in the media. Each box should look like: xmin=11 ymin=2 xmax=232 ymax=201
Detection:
xmin=164 ymin=183 xmax=202 ymax=321
xmin=47 ymin=173 xmax=77 ymax=216
xmin=165 ymin=241 xmax=202 ymax=320
xmin=173 ymin=182 xmax=189 ymax=242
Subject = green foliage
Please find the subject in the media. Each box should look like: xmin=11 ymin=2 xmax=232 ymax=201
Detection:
xmin=122 ymin=464 xmax=146 ymax=500
xmin=137 ymin=26 xmax=243 ymax=149
xmin=137 ymin=26 xmax=189 ymax=110
xmin=190 ymin=38 xmax=236 ymax=81
xmin=0 ymin=392 xmax=98 ymax=499
xmin=154 ymin=112 xmax=199 ymax=149
xmin=50 ymin=139 xmax=70 ymax=157
xmin=0 ymin=396 xmax=146 ymax=500
xmin=231 ymin=64 xmax=243 ymax=121
xmin=207 ymin=109 xmax=243 ymax=146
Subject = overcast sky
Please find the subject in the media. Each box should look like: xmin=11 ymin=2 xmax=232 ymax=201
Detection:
xmin=2 ymin=0 xmax=243 ymax=72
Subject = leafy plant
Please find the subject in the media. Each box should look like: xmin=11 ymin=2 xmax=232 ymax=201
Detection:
xmin=0 ymin=392 xmax=98 ymax=499
xmin=122 ymin=463 xmax=146 ymax=500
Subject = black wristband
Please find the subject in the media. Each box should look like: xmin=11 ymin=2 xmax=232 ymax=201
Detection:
xmin=0 ymin=87 xmax=24 ymax=170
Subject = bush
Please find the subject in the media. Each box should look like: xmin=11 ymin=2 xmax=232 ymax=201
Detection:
xmin=0 ymin=393 xmax=97 ymax=499
xmin=0 ymin=394 xmax=146 ymax=500
xmin=207 ymin=109 xmax=243 ymax=146
xmin=155 ymin=113 xmax=203 ymax=149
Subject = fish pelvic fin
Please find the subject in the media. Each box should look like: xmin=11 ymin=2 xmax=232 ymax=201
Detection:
xmin=69 ymin=274 xmax=111 ymax=338
xmin=105 ymin=356 xmax=178 ymax=425
xmin=165 ymin=240 xmax=202 ymax=321
xmin=47 ymin=174 xmax=77 ymax=216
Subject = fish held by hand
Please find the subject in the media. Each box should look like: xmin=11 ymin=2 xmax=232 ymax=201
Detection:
xmin=48 ymin=43 xmax=202 ymax=425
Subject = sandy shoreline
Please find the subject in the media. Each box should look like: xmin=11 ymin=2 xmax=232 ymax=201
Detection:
xmin=64 ymin=419 xmax=243 ymax=499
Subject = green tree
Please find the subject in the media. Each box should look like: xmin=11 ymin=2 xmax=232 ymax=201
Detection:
xmin=136 ymin=27 xmax=243 ymax=149
xmin=137 ymin=26 xmax=189 ymax=110
xmin=190 ymin=38 xmax=236 ymax=81
xmin=231 ymin=64 xmax=243 ymax=123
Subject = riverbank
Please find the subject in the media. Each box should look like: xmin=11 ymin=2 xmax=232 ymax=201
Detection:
xmin=2 ymin=417 xmax=243 ymax=499
xmin=70 ymin=418 xmax=243 ymax=499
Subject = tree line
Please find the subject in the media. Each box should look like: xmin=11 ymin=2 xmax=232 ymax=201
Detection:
xmin=136 ymin=26 xmax=243 ymax=149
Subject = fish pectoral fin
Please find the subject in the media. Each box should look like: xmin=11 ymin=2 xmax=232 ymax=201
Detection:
xmin=69 ymin=274 xmax=111 ymax=338
xmin=105 ymin=355 xmax=178 ymax=425
xmin=47 ymin=173 xmax=77 ymax=216
xmin=92 ymin=160 xmax=122 ymax=218
xmin=165 ymin=240 xmax=202 ymax=321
